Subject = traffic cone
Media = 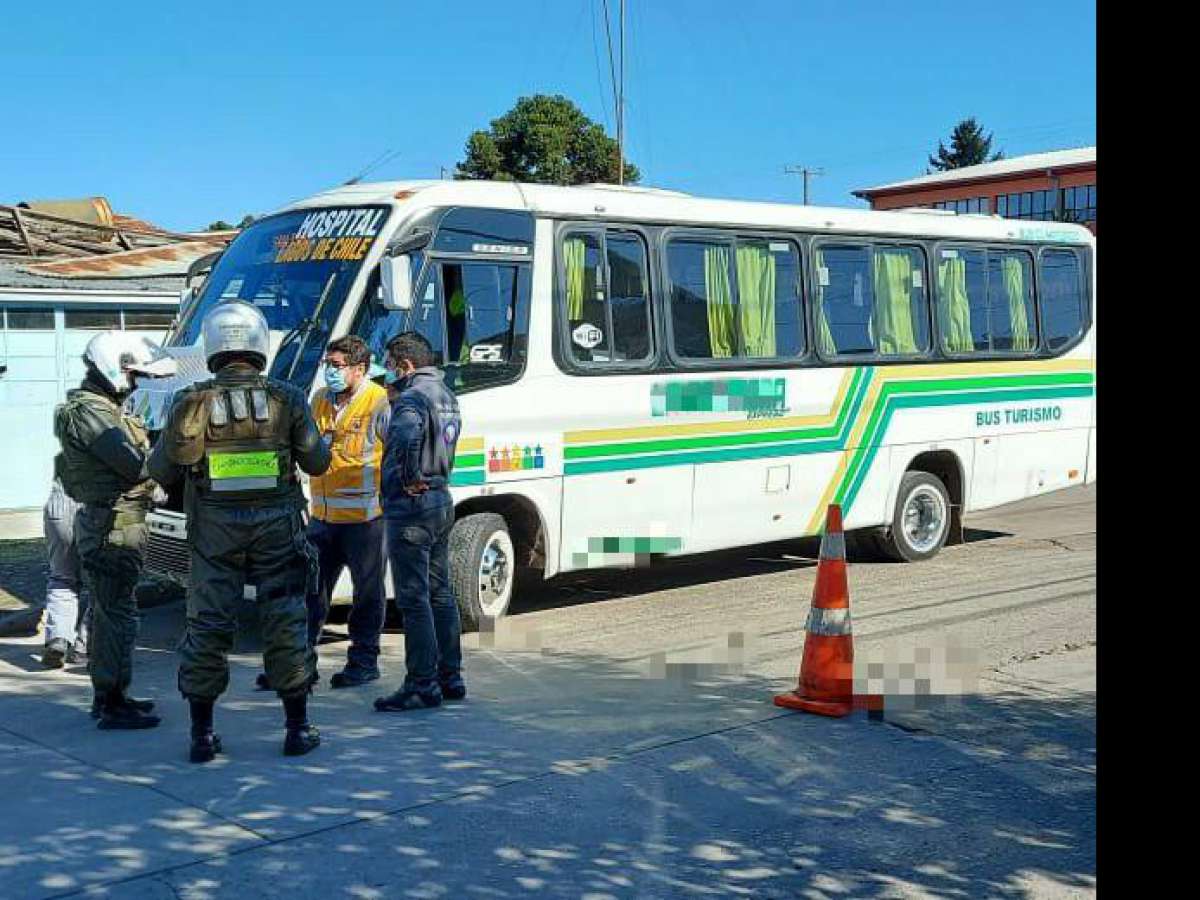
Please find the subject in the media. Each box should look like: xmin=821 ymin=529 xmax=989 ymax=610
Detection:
xmin=774 ymin=503 xmax=856 ymax=717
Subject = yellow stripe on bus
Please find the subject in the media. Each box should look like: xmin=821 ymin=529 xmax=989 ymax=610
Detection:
xmin=563 ymin=357 xmax=1092 ymax=447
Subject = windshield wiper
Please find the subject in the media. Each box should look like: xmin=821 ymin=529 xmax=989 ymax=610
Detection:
xmin=284 ymin=272 xmax=338 ymax=381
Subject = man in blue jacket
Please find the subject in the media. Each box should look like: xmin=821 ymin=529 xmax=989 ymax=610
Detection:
xmin=374 ymin=332 xmax=465 ymax=712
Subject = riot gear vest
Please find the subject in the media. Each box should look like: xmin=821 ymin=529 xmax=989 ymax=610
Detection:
xmin=164 ymin=368 xmax=306 ymax=506
xmin=53 ymin=386 xmax=155 ymax=516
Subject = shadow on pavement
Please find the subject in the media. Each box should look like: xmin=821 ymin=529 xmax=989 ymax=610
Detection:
xmin=0 ymin=600 xmax=1095 ymax=899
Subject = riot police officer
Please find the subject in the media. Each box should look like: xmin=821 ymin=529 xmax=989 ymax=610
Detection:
xmin=54 ymin=331 xmax=176 ymax=729
xmin=148 ymin=301 xmax=331 ymax=762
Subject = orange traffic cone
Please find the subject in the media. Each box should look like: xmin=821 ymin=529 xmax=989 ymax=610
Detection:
xmin=774 ymin=503 xmax=856 ymax=717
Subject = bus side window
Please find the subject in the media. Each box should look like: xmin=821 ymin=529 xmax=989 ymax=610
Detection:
xmin=605 ymin=232 xmax=651 ymax=363
xmin=562 ymin=230 xmax=652 ymax=367
xmin=936 ymin=248 xmax=988 ymax=354
xmin=1039 ymin=250 xmax=1085 ymax=352
xmin=871 ymin=246 xmax=929 ymax=358
xmin=816 ymin=245 xmax=874 ymax=357
xmin=563 ymin=233 xmax=606 ymax=362
xmin=987 ymin=250 xmax=1036 ymax=352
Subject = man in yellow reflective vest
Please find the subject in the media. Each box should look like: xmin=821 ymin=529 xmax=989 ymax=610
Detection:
xmin=257 ymin=335 xmax=391 ymax=690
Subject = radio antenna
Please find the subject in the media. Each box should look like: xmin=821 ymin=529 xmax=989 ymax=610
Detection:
xmin=344 ymin=149 xmax=402 ymax=185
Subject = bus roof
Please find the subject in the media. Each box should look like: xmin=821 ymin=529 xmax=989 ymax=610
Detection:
xmin=275 ymin=179 xmax=1095 ymax=247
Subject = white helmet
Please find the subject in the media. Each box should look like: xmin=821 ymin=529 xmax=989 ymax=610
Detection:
xmin=201 ymin=300 xmax=270 ymax=371
xmin=83 ymin=331 xmax=177 ymax=396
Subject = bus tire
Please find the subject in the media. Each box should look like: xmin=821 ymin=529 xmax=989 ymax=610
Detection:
xmin=449 ymin=512 xmax=515 ymax=633
xmin=877 ymin=471 xmax=951 ymax=563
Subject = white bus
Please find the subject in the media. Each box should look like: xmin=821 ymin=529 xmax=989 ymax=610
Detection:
xmin=138 ymin=180 xmax=1096 ymax=630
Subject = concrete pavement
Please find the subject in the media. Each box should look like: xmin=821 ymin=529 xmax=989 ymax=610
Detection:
xmin=0 ymin=487 xmax=1095 ymax=899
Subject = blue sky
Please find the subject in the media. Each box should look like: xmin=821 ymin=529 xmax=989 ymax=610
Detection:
xmin=3 ymin=1 xmax=1095 ymax=232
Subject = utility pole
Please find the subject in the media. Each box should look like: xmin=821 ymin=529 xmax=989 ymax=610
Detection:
xmin=617 ymin=0 xmax=626 ymax=185
xmin=784 ymin=165 xmax=825 ymax=205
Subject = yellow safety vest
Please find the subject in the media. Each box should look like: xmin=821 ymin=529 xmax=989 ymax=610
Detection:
xmin=309 ymin=381 xmax=390 ymax=524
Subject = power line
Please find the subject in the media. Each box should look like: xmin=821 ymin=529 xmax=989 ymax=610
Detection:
xmin=600 ymin=0 xmax=618 ymax=125
xmin=588 ymin=0 xmax=612 ymax=131
xmin=618 ymin=0 xmax=625 ymax=184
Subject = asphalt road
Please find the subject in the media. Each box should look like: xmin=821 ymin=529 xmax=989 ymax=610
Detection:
xmin=490 ymin=484 xmax=1096 ymax=687
xmin=0 ymin=485 xmax=1096 ymax=899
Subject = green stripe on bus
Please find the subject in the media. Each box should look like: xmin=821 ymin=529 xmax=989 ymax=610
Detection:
xmin=838 ymin=380 xmax=1095 ymax=507
xmin=454 ymin=453 xmax=484 ymax=468
xmin=563 ymin=380 xmax=1092 ymax=481
xmin=564 ymin=369 xmax=1087 ymax=462
xmin=564 ymin=438 xmax=845 ymax=475
xmin=450 ymin=470 xmax=486 ymax=486
xmin=836 ymin=384 xmax=1095 ymax=512
xmin=565 ymin=367 xmax=871 ymax=462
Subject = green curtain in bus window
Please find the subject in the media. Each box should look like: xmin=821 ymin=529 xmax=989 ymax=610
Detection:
xmin=564 ymin=237 xmax=587 ymax=320
xmin=704 ymin=244 xmax=735 ymax=358
xmin=736 ymin=243 xmax=776 ymax=358
xmin=873 ymin=249 xmax=919 ymax=355
xmin=937 ymin=256 xmax=974 ymax=353
xmin=813 ymin=247 xmax=837 ymax=357
xmin=1002 ymin=255 xmax=1034 ymax=351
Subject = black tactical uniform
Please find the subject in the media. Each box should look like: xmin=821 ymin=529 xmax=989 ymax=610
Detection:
xmin=149 ymin=360 xmax=331 ymax=760
xmin=54 ymin=373 xmax=160 ymax=729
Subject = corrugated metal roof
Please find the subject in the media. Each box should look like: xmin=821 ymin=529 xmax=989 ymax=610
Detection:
xmin=16 ymin=240 xmax=225 ymax=279
xmin=854 ymin=147 xmax=1096 ymax=197
xmin=0 ymin=261 xmax=183 ymax=294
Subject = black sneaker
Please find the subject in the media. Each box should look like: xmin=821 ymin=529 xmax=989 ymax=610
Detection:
xmin=67 ymin=644 xmax=88 ymax=666
xmin=283 ymin=724 xmax=321 ymax=756
xmin=330 ymin=667 xmax=381 ymax=689
xmin=42 ymin=639 xmax=68 ymax=670
xmin=92 ymin=692 xmax=156 ymax=719
xmin=439 ymin=677 xmax=467 ymax=701
xmin=374 ymin=689 xmax=442 ymax=712
xmin=189 ymin=733 xmax=223 ymax=764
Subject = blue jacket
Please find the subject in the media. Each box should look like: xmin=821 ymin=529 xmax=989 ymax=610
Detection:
xmin=381 ymin=368 xmax=462 ymax=517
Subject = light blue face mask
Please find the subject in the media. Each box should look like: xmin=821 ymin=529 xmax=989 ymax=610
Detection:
xmin=324 ymin=365 xmax=348 ymax=393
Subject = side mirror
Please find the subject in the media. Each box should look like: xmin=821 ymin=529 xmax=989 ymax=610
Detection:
xmin=380 ymin=254 xmax=413 ymax=311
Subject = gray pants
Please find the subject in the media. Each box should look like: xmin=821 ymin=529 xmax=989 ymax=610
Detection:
xmin=42 ymin=481 xmax=91 ymax=652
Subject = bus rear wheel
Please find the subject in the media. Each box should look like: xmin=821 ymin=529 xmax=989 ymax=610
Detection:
xmin=449 ymin=512 xmax=515 ymax=633
xmin=875 ymin=471 xmax=951 ymax=562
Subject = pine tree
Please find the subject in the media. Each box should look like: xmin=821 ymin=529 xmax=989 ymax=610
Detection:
xmin=928 ymin=118 xmax=1004 ymax=172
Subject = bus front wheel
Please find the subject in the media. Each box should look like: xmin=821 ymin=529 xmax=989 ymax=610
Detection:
xmin=875 ymin=471 xmax=951 ymax=563
xmin=449 ymin=512 xmax=515 ymax=632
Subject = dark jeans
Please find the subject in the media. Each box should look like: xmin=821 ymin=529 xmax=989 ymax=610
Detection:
xmin=307 ymin=517 xmax=387 ymax=671
xmin=386 ymin=499 xmax=460 ymax=695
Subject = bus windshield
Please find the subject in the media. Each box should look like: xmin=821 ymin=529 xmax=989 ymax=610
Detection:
xmin=174 ymin=205 xmax=389 ymax=388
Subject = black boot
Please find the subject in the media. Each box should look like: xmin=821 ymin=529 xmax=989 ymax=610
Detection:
xmin=42 ymin=639 xmax=68 ymax=670
xmin=281 ymin=692 xmax=320 ymax=757
xmin=188 ymin=699 xmax=222 ymax=763
xmin=96 ymin=689 xmax=161 ymax=730
xmin=91 ymin=691 xmax=156 ymax=719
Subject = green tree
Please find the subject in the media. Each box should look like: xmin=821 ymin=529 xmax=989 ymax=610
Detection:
xmin=455 ymin=94 xmax=639 ymax=185
xmin=928 ymin=118 xmax=1004 ymax=172
xmin=205 ymin=215 xmax=255 ymax=231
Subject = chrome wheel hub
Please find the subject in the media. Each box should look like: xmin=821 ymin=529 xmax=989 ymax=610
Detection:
xmin=478 ymin=533 xmax=512 ymax=617
xmin=902 ymin=486 xmax=947 ymax=554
